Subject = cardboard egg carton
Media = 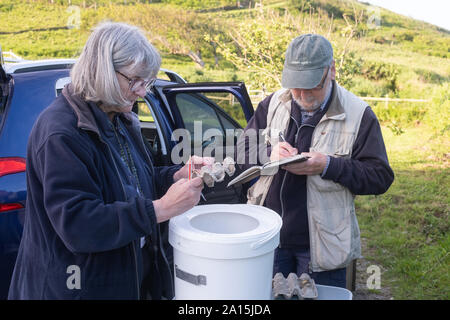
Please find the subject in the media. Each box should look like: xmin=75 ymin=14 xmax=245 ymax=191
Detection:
xmin=192 ymin=157 xmax=236 ymax=187
xmin=272 ymin=272 xmax=318 ymax=300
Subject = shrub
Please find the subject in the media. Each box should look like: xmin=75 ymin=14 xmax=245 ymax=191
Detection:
xmin=423 ymin=83 xmax=450 ymax=137
xmin=159 ymin=0 xmax=237 ymax=9
xmin=362 ymin=61 xmax=399 ymax=92
xmin=335 ymin=51 xmax=363 ymax=89
xmin=373 ymin=35 xmax=387 ymax=44
xmin=415 ymin=68 xmax=448 ymax=85
xmin=395 ymin=31 xmax=416 ymax=42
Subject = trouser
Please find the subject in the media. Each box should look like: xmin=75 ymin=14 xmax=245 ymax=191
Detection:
xmin=273 ymin=247 xmax=347 ymax=288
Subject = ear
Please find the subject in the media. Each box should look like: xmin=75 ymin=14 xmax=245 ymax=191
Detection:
xmin=330 ymin=60 xmax=336 ymax=80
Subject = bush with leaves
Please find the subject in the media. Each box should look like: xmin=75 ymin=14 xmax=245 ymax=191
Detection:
xmin=103 ymin=4 xmax=222 ymax=67
xmin=424 ymin=83 xmax=450 ymax=138
xmin=208 ymin=13 xmax=288 ymax=91
xmin=209 ymin=7 xmax=336 ymax=92
xmin=362 ymin=61 xmax=399 ymax=92
xmin=158 ymin=0 xmax=238 ymax=9
xmin=335 ymin=50 xmax=363 ymax=89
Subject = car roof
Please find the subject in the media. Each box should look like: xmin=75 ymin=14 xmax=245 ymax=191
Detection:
xmin=4 ymin=59 xmax=75 ymax=74
xmin=4 ymin=58 xmax=187 ymax=84
xmin=0 ymin=58 xmax=185 ymax=155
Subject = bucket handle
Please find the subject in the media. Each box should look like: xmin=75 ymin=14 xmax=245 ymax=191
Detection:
xmin=175 ymin=265 xmax=207 ymax=286
xmin=250 ymin=228 xmax=279 ymax=250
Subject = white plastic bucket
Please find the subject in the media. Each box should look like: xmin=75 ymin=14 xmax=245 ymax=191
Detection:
xmin=169 ymin=204 xmax=282 ymax=300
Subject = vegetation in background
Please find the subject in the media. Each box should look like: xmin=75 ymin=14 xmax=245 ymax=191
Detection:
xmin=356 ymin=124 xmax=449 ymax=299
xmin=1 ymin=0 xmax=448 ymax=299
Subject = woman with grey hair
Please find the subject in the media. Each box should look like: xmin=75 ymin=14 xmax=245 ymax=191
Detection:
xmin=8 ymin=22 xmax=210 ymax=300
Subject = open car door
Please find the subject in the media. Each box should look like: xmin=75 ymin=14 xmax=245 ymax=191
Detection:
xmin=143 ymin=82 xmax=255 ymax=205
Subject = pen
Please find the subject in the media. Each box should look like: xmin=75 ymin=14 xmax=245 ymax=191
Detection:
xmin=188 ymin=158 xmax=191 ymax=180
xmin=278 ymin=131 xmax=286 ymax=142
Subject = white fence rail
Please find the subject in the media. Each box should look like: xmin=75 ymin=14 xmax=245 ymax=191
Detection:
xmin=247 ymin=90 xmax=430 ymax=108
xmin=207 ymin=89 xmax=430 ymax=109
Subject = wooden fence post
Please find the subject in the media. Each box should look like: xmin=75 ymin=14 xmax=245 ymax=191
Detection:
xmin=346 ymin=259 xmax=357 ymax=292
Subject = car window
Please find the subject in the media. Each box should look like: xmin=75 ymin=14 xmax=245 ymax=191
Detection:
xmin=135 ymin=98 xmax=154 ymax=122
xmin=168 ymin=89 xmax=248 ymax=160
xmin=134 ymin=98 xmax=163 ymax=162
xmin=175 ymin=93 xmax=224 ymax=137
xmin=1 ymin=66 xmax=9 ymax=117
xmin=218 ymin=112 xmax=237 ymax=131
xmin=203 ymin=92 xmax=247 ymax=128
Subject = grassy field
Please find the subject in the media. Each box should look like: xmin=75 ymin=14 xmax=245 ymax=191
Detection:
xmin=1 ymin=0 xmax=449 ymax=299
xmin=356 ymin=125 xmax=449 ymax=299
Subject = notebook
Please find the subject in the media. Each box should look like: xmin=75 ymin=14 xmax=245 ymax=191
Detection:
xmin=227 ymin=154 xmax=309 ymax=187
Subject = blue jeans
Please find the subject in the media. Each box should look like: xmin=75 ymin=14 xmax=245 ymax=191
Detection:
xmin=273 ymin=247 xmax=347 ymax=288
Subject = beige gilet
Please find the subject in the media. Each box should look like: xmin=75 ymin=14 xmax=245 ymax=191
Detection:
xmin=247 ymin=82 xmax=367 ymax=271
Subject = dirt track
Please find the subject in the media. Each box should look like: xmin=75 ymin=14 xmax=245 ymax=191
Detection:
xmin=352 ymin=238 xmax=394 ymax=300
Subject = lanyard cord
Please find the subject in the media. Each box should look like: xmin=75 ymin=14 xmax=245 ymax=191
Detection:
xmin=110 ymin=120 xmax=143 ymax=196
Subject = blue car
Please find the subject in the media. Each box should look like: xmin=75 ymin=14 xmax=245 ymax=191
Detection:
xmin=0 ymin=55 xmax=254 ymax=299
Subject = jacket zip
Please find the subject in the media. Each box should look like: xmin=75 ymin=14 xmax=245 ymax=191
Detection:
xmin=287 ymin=115 xmax=320 ymax=272
xmin=138 ymin=130 xmax=176 ymax=298
xmin=105 ymin=142 xmax=141 ymax=300
xmin=279 ymin=116 xmax=301 ymax=219
xmin=84 ymin=129 xmax=141 ymax=300
xmin=278 ymin=116 xmax=314 ymax=248
xmin=131 ymin=240 xmax=140 ymax=299
xmin=278 ymin=116 xmax=299 ymax=248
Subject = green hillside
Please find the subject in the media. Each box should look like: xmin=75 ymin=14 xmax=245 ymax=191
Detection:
xmin=1 ymin=0 xmax=449 ymax=300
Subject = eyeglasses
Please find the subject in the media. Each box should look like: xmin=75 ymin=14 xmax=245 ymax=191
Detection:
xmin=116 ymin=70 xmax=156 ymax=92
xmin=311 ymin=66 xmax=330 ymax=91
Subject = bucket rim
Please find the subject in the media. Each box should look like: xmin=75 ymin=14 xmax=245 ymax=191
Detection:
xmin=169 ymin=204 xmax=282 ymax=244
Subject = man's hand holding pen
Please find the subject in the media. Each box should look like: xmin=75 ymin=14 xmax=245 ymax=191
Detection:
xmin=271 ymin=131 xmax=327 ymax=176
xmin=270 ymin=132 xmax=298 ymax=162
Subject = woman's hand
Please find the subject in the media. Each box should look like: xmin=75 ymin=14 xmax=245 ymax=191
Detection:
xmin=153 ymin=177 xmax=204 ymax=223
xmin=173 ymin=156 xmax=215 ymax=181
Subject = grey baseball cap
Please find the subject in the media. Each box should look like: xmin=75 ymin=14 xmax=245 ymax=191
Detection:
xmin=281 ymin=34 xmax=333 ymax=89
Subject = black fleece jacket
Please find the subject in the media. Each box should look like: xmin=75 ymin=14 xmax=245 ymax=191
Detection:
xmin=8 ymin=84 xmax=179 ymax=299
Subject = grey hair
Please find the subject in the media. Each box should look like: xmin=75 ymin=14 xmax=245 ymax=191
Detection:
xmin=70 ymin=21 xmax=161 ymax=108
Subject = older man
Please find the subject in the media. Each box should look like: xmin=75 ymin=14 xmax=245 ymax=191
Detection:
xmin=238 ymin=34 xmax=394 ymax=288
